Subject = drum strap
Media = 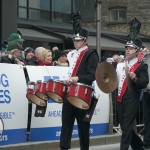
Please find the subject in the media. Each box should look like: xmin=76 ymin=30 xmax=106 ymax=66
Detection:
xmin=117 ymin=61 xmax=141 ymax=102
xmin=71 ymin=48 xmax=88 ymax=77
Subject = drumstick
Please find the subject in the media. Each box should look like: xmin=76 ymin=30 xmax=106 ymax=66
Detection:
xmin=44 ymin=66 xmax=55 ymax=80
xmin=97 ymin=94 xmax=100 ymax=100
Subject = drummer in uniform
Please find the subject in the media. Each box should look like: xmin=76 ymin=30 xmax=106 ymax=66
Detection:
xmin=59 ymin=11 xmax=99 ymax=150
xmin=116 ymin=18 xmax=149 ymax=150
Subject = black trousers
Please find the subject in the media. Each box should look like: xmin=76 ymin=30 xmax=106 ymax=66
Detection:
xmin=112 ymin=89 xmax=119 ymax=126
xmin=117 ymin=97 xmax=143 ymax=150
xmin=143 ymin=92 xmax=150 ymax=142
xmin=60 ymin=98 xmax=90 ymax=150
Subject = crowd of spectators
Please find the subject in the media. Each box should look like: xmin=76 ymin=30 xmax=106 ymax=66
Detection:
xmin=0 ymin=32 xmax=69 ymax=68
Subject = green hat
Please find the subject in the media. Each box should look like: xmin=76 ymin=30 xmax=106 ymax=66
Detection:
xmin=8 ymin=33 xmax=24 ymax=42
xmin=7 ymin=41 xmax=22 ymax=51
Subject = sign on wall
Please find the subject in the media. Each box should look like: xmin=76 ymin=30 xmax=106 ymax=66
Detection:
xmin=0 ymin=64 xmax=28 ymax=145
xmin=26 ymin=66 xmax=109 ymax=142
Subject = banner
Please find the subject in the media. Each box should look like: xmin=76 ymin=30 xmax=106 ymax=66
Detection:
xmin=26 ymin=66 xmax=109 ymax=141
xmin=0 ymin=64 xmax=28 ymax=145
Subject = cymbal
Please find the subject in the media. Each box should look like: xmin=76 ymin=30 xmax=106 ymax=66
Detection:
xmin=95 ymin=62 xmax=118 ymax=93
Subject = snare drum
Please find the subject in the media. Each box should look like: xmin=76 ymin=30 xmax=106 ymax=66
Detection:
xmin=35 ymin=80 xmax=49 ymax=101
xmin=67 ymin=83 xmax=94 ymax=110
xmin=26 ymin=82 xmax=46 ymax=106
xmin=46 ymin=80 xmax=67 ymax=103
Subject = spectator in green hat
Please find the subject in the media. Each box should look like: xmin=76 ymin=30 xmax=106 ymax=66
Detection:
xmin=8 ymin=33 xmax=24 ymax=48
xmin=1 ymin=41 xmax=24 ymax=65
xmin=8 ymin=33 xmax=25 ymax=61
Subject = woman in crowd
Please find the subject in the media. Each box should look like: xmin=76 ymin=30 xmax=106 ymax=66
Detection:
xmin=37 ymin=49 xmax=53 ymax=66
xmin=53 ymin=50 xmax=68 ymax=67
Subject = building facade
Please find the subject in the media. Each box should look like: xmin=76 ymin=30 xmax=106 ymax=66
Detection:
xmin=1 ymin=0 xmax=150 ymax=59
xmin=85 ymin=0 xmax=150 ymax=36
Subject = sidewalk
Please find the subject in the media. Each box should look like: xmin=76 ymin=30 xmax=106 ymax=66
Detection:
xmin=0 ymin=133 xmax=121 ymax=150
xmin=72 ymin=143 xmax=132 ymax=150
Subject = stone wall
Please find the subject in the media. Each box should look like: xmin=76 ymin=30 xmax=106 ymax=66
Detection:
xmin=83 ymin=0 xmax=150 ymax=36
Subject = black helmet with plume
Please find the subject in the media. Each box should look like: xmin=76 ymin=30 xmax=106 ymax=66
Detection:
xmin=125 ymin=17 xmax=142 ymax=50
xmin=71 ymin=10 xmax=88 ymax=40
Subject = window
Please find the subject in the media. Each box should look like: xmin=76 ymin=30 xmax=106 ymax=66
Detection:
xmin=18 ymin=0 xmax=27 ymax=7
xmin=52 ymin=0 xmax=72 ymax=14
xmin=18 ymin=0 xmax=74 ymax=23
xmin=29 ymin=0 xmax=50 ymax=10
xmin=109 ymin=7 xmax=127 ymax=22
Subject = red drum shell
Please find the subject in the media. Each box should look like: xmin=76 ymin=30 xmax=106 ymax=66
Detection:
xmin=46 ymin=80 xmax=67 ymax=103
xmin=35 ymin=81 xmax=48 ymax=101
xmin=67 ymin=83 xmax=94 ymax=110
xmin=26 ymin=82 xmax=46 ymax=106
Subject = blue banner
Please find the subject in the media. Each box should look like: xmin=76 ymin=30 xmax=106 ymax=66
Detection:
xmin=0 ymin=128 xmax=27 ymax=145
xmin=29 ymin=123 xmax=108 ymax=141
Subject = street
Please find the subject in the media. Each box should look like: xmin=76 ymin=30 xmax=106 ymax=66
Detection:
xmin=72 ymin=143 xmax=126 ymax=150
xmin=71 ymin=143 xmax=145 ymax=150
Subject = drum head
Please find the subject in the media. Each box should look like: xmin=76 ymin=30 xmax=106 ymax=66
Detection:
xmin=26 ymin=94 xmax=46 ymax=106
xmin=0 ymin=118 xmax=4 ymax=139
xmin=143 ymin=54 xmax=150 ymax=89
xmin=46 ymin=92 xmax=63 ymax=103
xmin=35 ymin=92 xmax=49 ymax=101
xmin=67 ymin=96 xmax=90 ymax=110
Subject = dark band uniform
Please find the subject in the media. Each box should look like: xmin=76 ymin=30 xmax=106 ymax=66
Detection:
xmin=60 ymin=29 xmax=99 ymax=150
xmin=116 ymin=39 xmax=149 ymax=150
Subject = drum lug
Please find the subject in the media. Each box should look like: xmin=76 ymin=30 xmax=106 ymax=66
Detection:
xmin=36 ymin=83 xmax=40 ymax=90
xmin=53 ymin=82 xmax=56 ymax=90
xmin=34 ymin=84 xmax=37 ymax=91
xmin=46 ymin=82 xmax=49 ymax=90
xmin=63 ymin=86 xmax=66 ymax=92
xmin=67 ymin=87 xmax=70 ymax=93
xmin=85 ymin=88 xmax=87 ymax=94
xmin=75 ymin=86 xmax=78 ymax=93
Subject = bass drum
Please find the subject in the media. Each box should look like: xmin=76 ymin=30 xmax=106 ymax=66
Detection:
xmin=143 ymin=53 xmax=150 ymax=89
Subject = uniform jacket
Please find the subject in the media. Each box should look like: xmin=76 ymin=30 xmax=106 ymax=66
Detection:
xmin=67 ymin=46 xmax=99 ymax=85
xmin=117 ymin=58 xmax=149 ymax=100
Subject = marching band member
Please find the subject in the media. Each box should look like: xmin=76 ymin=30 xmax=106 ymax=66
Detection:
xmin=116 ymin=18 xmax=149 ymax=150
xmin=59 ymin=10 xmax=99 ymax=150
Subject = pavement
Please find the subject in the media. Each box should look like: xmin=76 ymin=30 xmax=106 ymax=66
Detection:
xmin=72 ymin=144 xmax=150 ymax=150
xmin=0 ymin=133 xmax=122 ymax=150
xmin=72 ymin=143 xmax=129 ymax=150
xmin=1 ymin=133 xmax=149 ymax=150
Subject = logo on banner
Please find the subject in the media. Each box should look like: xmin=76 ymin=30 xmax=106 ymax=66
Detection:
xmin=0 ymin=74 xmax=11 ymax=104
